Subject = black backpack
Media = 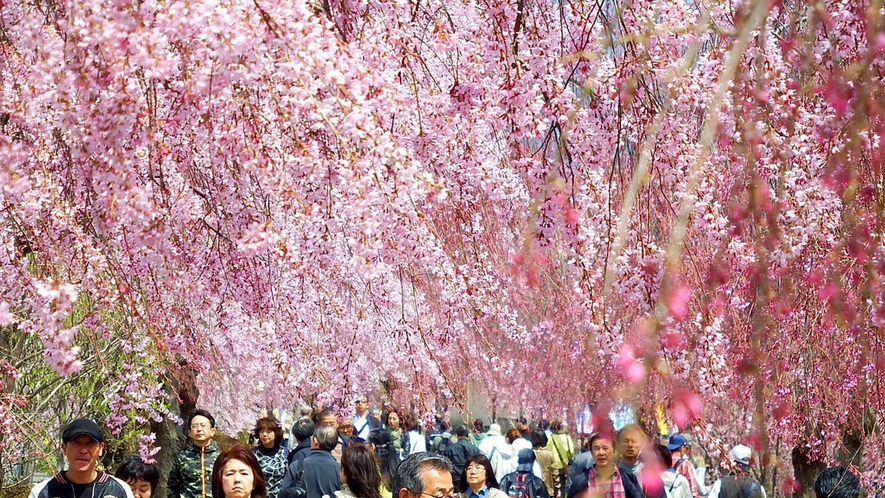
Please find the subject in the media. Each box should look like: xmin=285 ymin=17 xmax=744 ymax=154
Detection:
xmin=429 ymin=432 xmax=451 ymax=454
xmin=279 ymin=452 xmax=307 ymax=498
xmin=507 ymin=473 xmax=530 ymax=498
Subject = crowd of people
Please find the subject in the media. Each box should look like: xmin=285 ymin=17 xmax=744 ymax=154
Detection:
xmin=29 ymin=402 xmax=869 ymax=498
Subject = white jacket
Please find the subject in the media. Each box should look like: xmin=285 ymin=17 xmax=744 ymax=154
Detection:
xmin=662 ymin=469 xmax=692 ymax=498
xmin=478 ymin=435 xmax=518 ymax=482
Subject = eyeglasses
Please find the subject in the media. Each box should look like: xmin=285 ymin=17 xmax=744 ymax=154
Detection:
xmin=466 ymin=465 xmax=486 ymax=474
xmin=355 ymin=400 xmax=368 ymax=404
xmin=421 ymin=492 xmax=456 ymax=498
xmin=190 ymin=423 xmax=211 ymax=430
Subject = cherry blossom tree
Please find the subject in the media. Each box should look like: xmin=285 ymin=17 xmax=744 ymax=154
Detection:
xmin=1 ymin=0 xmax=883 ymax=492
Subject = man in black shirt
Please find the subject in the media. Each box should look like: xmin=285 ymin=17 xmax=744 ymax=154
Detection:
xmin=29 ymin=419 xmax=134 ymax=498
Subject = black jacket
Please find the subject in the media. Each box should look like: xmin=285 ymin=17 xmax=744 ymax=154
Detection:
xmin=287 ymin=438 xmax=313 ymax=465
xmin=30 ymin=472 xmax=132 ymax=498
xmin=617 ymin=462 xmax=664 ymax=498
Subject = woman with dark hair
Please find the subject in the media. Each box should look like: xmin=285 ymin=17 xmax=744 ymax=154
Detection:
xmin=382 ymin=410 xmax=407 ymax=460
xmin=459 ymin=454 xmax=505 ymax=498
xmin=212 ymin=444 xmax=268 ymax=498
xmin=115 ymin=456 xmax=160 ymax=498
xmin=335 ymin=444 xmax=383 ymax=498
xmin=654 ymin=445 xmax=690 ymax=498
xmin=366 ymin=428 xmax=399 ymax=491
xmin=469 ymin=419 xmax=487 ymax=447
xmin=531 ymin=431 xmax=556 ymax=497
xmin=252 ymin=417 xmax=286 ymax=498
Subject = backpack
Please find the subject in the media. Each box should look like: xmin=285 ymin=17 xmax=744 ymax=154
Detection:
xmin=279 ymin=451 xmax=307 ymax=498
xmin=507 ymin=473 xmax=530 ymax=498
xmin=429 ymin=432 xmax=451 ymax=454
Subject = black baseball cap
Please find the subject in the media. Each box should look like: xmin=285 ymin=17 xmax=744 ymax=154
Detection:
xmin=62 ymin=419 xmax=104 ymax=443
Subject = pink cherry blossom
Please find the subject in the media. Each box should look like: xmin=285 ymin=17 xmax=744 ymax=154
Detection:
xmin=0 ymin=0 xmax=883 ymax=488
xmin=668 ymin=286 xmax=692 ymax=322
xmin=0 ymin=302 xmax=13 ymax=326
xmin=618 ymin=346 xmax=647 ymax=385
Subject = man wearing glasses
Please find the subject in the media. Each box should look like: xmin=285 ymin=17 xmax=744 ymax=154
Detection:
xmin=168 ymin=409 xmax=221 ymax=498
xmin=351 ymin=396 xmax=381 ymax=442
xmin=393 ymin=453 xmax=456 ymax=498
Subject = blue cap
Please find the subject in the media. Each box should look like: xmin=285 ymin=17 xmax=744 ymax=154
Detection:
xmin=516 ymin=448 xmax=535 ymax=472
xmin=666 ymin=434 xmax=686 ymax=451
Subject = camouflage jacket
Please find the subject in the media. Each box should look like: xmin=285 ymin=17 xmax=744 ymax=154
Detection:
xmin=168 ymin=441 xmax=221 ymax=498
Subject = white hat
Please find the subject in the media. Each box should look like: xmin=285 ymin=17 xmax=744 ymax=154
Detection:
xmin=487 ymin=423 xmax=502 ymax=436
xmin=730 ymin=444 xmax=752 ymax=465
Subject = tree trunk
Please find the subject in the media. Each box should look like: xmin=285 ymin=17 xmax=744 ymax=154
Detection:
xmin=791 ymin=445 xmax=824 ymax=498
xmin=153 ymin=362 xmax=200 ymax=498
xmin=836 ymin=426 xmax=863 ymax=468
xmin=151 ymin=413 xmax=182 ymax=498
xmin=836 ymin=408 xmax=876 ymax=469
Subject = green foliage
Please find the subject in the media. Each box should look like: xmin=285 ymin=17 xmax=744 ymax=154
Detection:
xmin=0 ymin=292 xmax=171 ymax=485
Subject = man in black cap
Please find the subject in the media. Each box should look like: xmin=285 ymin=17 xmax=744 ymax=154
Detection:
xmin=29 ymin=418 xmax=134 ymax=498
xmin=668 ymin=434 xmax=701 ymax=498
